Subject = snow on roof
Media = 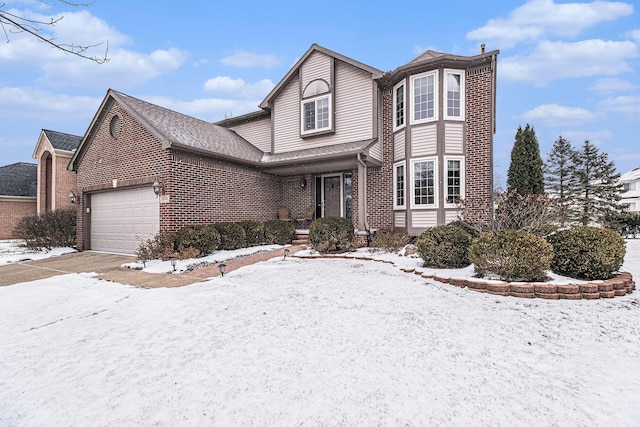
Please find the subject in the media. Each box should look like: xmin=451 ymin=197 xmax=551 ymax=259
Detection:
xmin=620 ymin=166 xmax=640 ymax=182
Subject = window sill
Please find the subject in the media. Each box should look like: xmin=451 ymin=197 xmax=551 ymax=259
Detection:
xmin=301 ymin=128 xmax=335 ymax=139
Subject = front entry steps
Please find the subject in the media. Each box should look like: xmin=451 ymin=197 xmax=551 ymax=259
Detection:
xmin=293 ymin=230 xmax=310 ymax=246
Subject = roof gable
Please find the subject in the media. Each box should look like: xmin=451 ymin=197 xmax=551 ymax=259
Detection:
xmin=43 ymin=129 xmax=82 ymax=151
xmin=0 ymin=162 xmax=37 ymax=197
xmin=259 ymin=43 xmax=384 ymax=109
xmin=69 ymin=90 xmax=264 ymax=170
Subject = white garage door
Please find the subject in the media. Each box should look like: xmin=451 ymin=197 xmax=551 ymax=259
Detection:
xmin=90 ymin=187 xmax=160 ymax=254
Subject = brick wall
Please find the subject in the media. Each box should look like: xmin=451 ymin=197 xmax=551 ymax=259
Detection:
xmin=75 ymin=102 xmax=288 ymax=248
xmin=0 ymin=198 xmax=36 ymax=239
xmin=465 ymin=64 xmax=495 ymax=224
xmin=164 ymin=150 xmax=284 ymax=231
xmin=75 ymin=104 xmax=173 ymax=250
xmin=53 ymin=153 xmax=77 ymax=212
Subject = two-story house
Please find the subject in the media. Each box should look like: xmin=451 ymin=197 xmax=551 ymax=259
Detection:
xmin=68 ymin=44 xmax=498 ymax=254
xmin=620 ymin=166 xmax=640 ymax=213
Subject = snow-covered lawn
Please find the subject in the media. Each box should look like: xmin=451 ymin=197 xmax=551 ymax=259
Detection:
xmin=1 ymin=241 xmax=639 ymax=426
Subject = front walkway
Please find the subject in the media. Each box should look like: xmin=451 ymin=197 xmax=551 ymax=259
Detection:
xmin=0 ymin=246 xmax=307 ymax=288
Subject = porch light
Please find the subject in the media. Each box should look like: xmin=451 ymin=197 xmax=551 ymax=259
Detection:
xmin=69 ymin=191 xmax=76 ymax=204
xmin=300 ymin=178 xmax=307 ymax=189
xmin=218 ymin=263 xmax=227 ymax=277
xmin=170 ymin=257 xmax=177 ymax=272
xmin=283 ymin=248 xmax=290 ymax=260
xmin=152 ymin=180 xmax=164 ymax=196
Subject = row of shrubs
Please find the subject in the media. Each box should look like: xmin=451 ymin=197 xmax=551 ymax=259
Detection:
xmin=13 ymin=208 xmax=76 ymax=250
xmin=137 ymin=220 xmax=296 ymax=260
xmin=416 ymin=222 xmax=626 ymax=282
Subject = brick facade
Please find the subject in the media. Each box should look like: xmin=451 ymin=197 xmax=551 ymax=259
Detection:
xmin=0 ymin=198 xmax=36 ymax=239
xmin=34 ymin=143 xmax=76 ymax=215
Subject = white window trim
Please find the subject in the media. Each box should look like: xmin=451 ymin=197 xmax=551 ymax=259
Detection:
xmin=393 ymin=80 xmax=406 ymax=132
xmin=393 ymin=161 xmax=406 ymax=210
xmin=301 ymin=94 xmax=332 ymax=135
xmin=410 ymin=157 xmax=438 ymax=209
xmin=444 ymin=69 xmax=465 ymax=121
xmin=444 ymin=156 xmax=465 ymax=208
xmin=410 ymin=71 xmax=439 ymax=125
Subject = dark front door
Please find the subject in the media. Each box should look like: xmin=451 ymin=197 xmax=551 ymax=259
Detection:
xmin=323 ymin=175 xmax=342 ymax=217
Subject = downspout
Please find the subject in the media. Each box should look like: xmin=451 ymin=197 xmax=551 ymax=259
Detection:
xmin=357 ymin=153 xmax=371 ymax=245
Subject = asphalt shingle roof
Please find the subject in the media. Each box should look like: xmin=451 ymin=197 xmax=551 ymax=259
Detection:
xmin=43 ymin=129 xmax=82 ymax=151
xmin=0 ymin=163 xmax=37 ymax=197
xmin=114 ymin=91 xmax=264 ymax=165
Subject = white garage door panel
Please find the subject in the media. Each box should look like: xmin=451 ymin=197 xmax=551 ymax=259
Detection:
xmin=91 ymin=187 xmax=160 ymax=254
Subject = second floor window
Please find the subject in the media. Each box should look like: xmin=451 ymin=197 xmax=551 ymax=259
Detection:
xmin=394 ymin=82 xmax=405 ymax=130
xmin=445 ymin=70 xmax=465 ymax=120
xmin=412 ymin=72 xmax=437 ymax=123
xmin=302 ymin=95 xmax=331 ymax=134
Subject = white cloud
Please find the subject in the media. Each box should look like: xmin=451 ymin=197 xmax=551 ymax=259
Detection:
xmin=589 ymin=77 xmax=638 ymax=93
xmin=467 ymin=0 xmax=634 ymax=48
xmin=625 ymin=29 xmax=640 ymax=42
xmin=522 ymin=103 xmax=600 ymax=126
xmin=500 ymin=39 xmax=638 ymax=84
xmin=0 ymin=86 xmax=100 ymax=120
xmin=599 ymin=95 xmax=640 ymax=114
xmin=220 ymin=51 xmax=280 ymax=68
xmin=0 ymin=8 xmax=189 ymax=88
xmin=203 ymin=77 xmax=274 ymax=99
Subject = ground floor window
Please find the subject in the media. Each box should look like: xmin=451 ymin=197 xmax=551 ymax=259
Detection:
xmin=412 ymin=158 xmax=437 ymax=207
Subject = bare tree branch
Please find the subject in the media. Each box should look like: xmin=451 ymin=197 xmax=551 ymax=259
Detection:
xmin=0 ymin=1 xmax=108 ymax=63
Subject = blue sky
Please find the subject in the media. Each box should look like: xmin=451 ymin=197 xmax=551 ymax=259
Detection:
xmin=1 ymin=0 xmax=638 ymax=186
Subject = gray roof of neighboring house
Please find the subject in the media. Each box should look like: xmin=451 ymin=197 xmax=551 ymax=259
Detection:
xmin=0 ymin=162 xmax=37 ymax=197
xmin=112 ymin=91 xmax=265 ymax=165
xmin=621 ymin=166 xmax=640 ymax=182
xmin=43 ymin=129 xmax=82 ymax=151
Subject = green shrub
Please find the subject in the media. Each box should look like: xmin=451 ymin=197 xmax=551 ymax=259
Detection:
xmin=469 ymin=230 xmax=553 ymax=282
xmin=12 ymin=208 xmax=76 ymax=250
xmin=446 ymin=220 xmax=483 ymax=239
xmin=213 ymin=222 xmax=247 ymax=250
xmin=263 ymin=220 xmax=296 ymax=245
xmin=416 ymin=224 xmax=472 ymax=268
xmin=173 ymin=225 xmax=220 ymax=255
xmin=547 ymin=226 xmax=626 ymax=280
xmin=136 ymin=232 xmax=177 ymax=261
xmin=237 ymin=221 xmax=265 ymax=246
xmin=370 ymin=229 xmax=411 ymax=252
xmin=309 ymin=217 xmax=355 ymax=253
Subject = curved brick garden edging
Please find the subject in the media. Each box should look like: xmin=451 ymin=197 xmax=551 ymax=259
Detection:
xmin=293 ymin=253 xmax=635 ymax=300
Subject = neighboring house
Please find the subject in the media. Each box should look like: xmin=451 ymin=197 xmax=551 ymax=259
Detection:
xmin=620 ymin=166 xmax=640 ymax=213
xmin=0 ymin=163 xmax=37 ymax=239
xmin=69 ymin=43 xmax=499 ymax=254
xmin=32 ymin=129 xmax=82 ymax=214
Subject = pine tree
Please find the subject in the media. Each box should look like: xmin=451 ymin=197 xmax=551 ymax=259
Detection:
xmin=507 ymin=124 xmax=544 ymax=195
xmin=544 ymin=136 xmax=579 ymax=226
xmin=570 ymin=140 xmax=624 ymax=226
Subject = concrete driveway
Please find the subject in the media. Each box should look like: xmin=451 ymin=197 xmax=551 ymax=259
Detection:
xmin=0 ymin=252 xmax=204 ymax=288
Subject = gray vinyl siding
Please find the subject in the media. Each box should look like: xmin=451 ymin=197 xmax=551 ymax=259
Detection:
xmin=301 ymin=51 xmax=332 ymax=93
xmin=273 ymin=61 xmax=374 ymax=154
xmin=445 ymin=122 xmax=464 ymax=154
xmin=412 ymin=210 xmax=438 ymax=228
xmin=394 ymin=211 xmax=406 ymax=228
xmin=230 ymin=117 xmax=272 ymax=153
xmin=411 ymin=124 xmax=437 ymax=157
xmin=369 ymin=140 xmax=382 ymax=162
xmin=394 ymin=131 xmax=405 ymax=162
xmin=273 ymin=75 xmax=300 ymax=152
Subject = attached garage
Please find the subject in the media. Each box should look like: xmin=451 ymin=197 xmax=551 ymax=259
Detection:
xmin=90 ymin=187 xmax=159 ymax=254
